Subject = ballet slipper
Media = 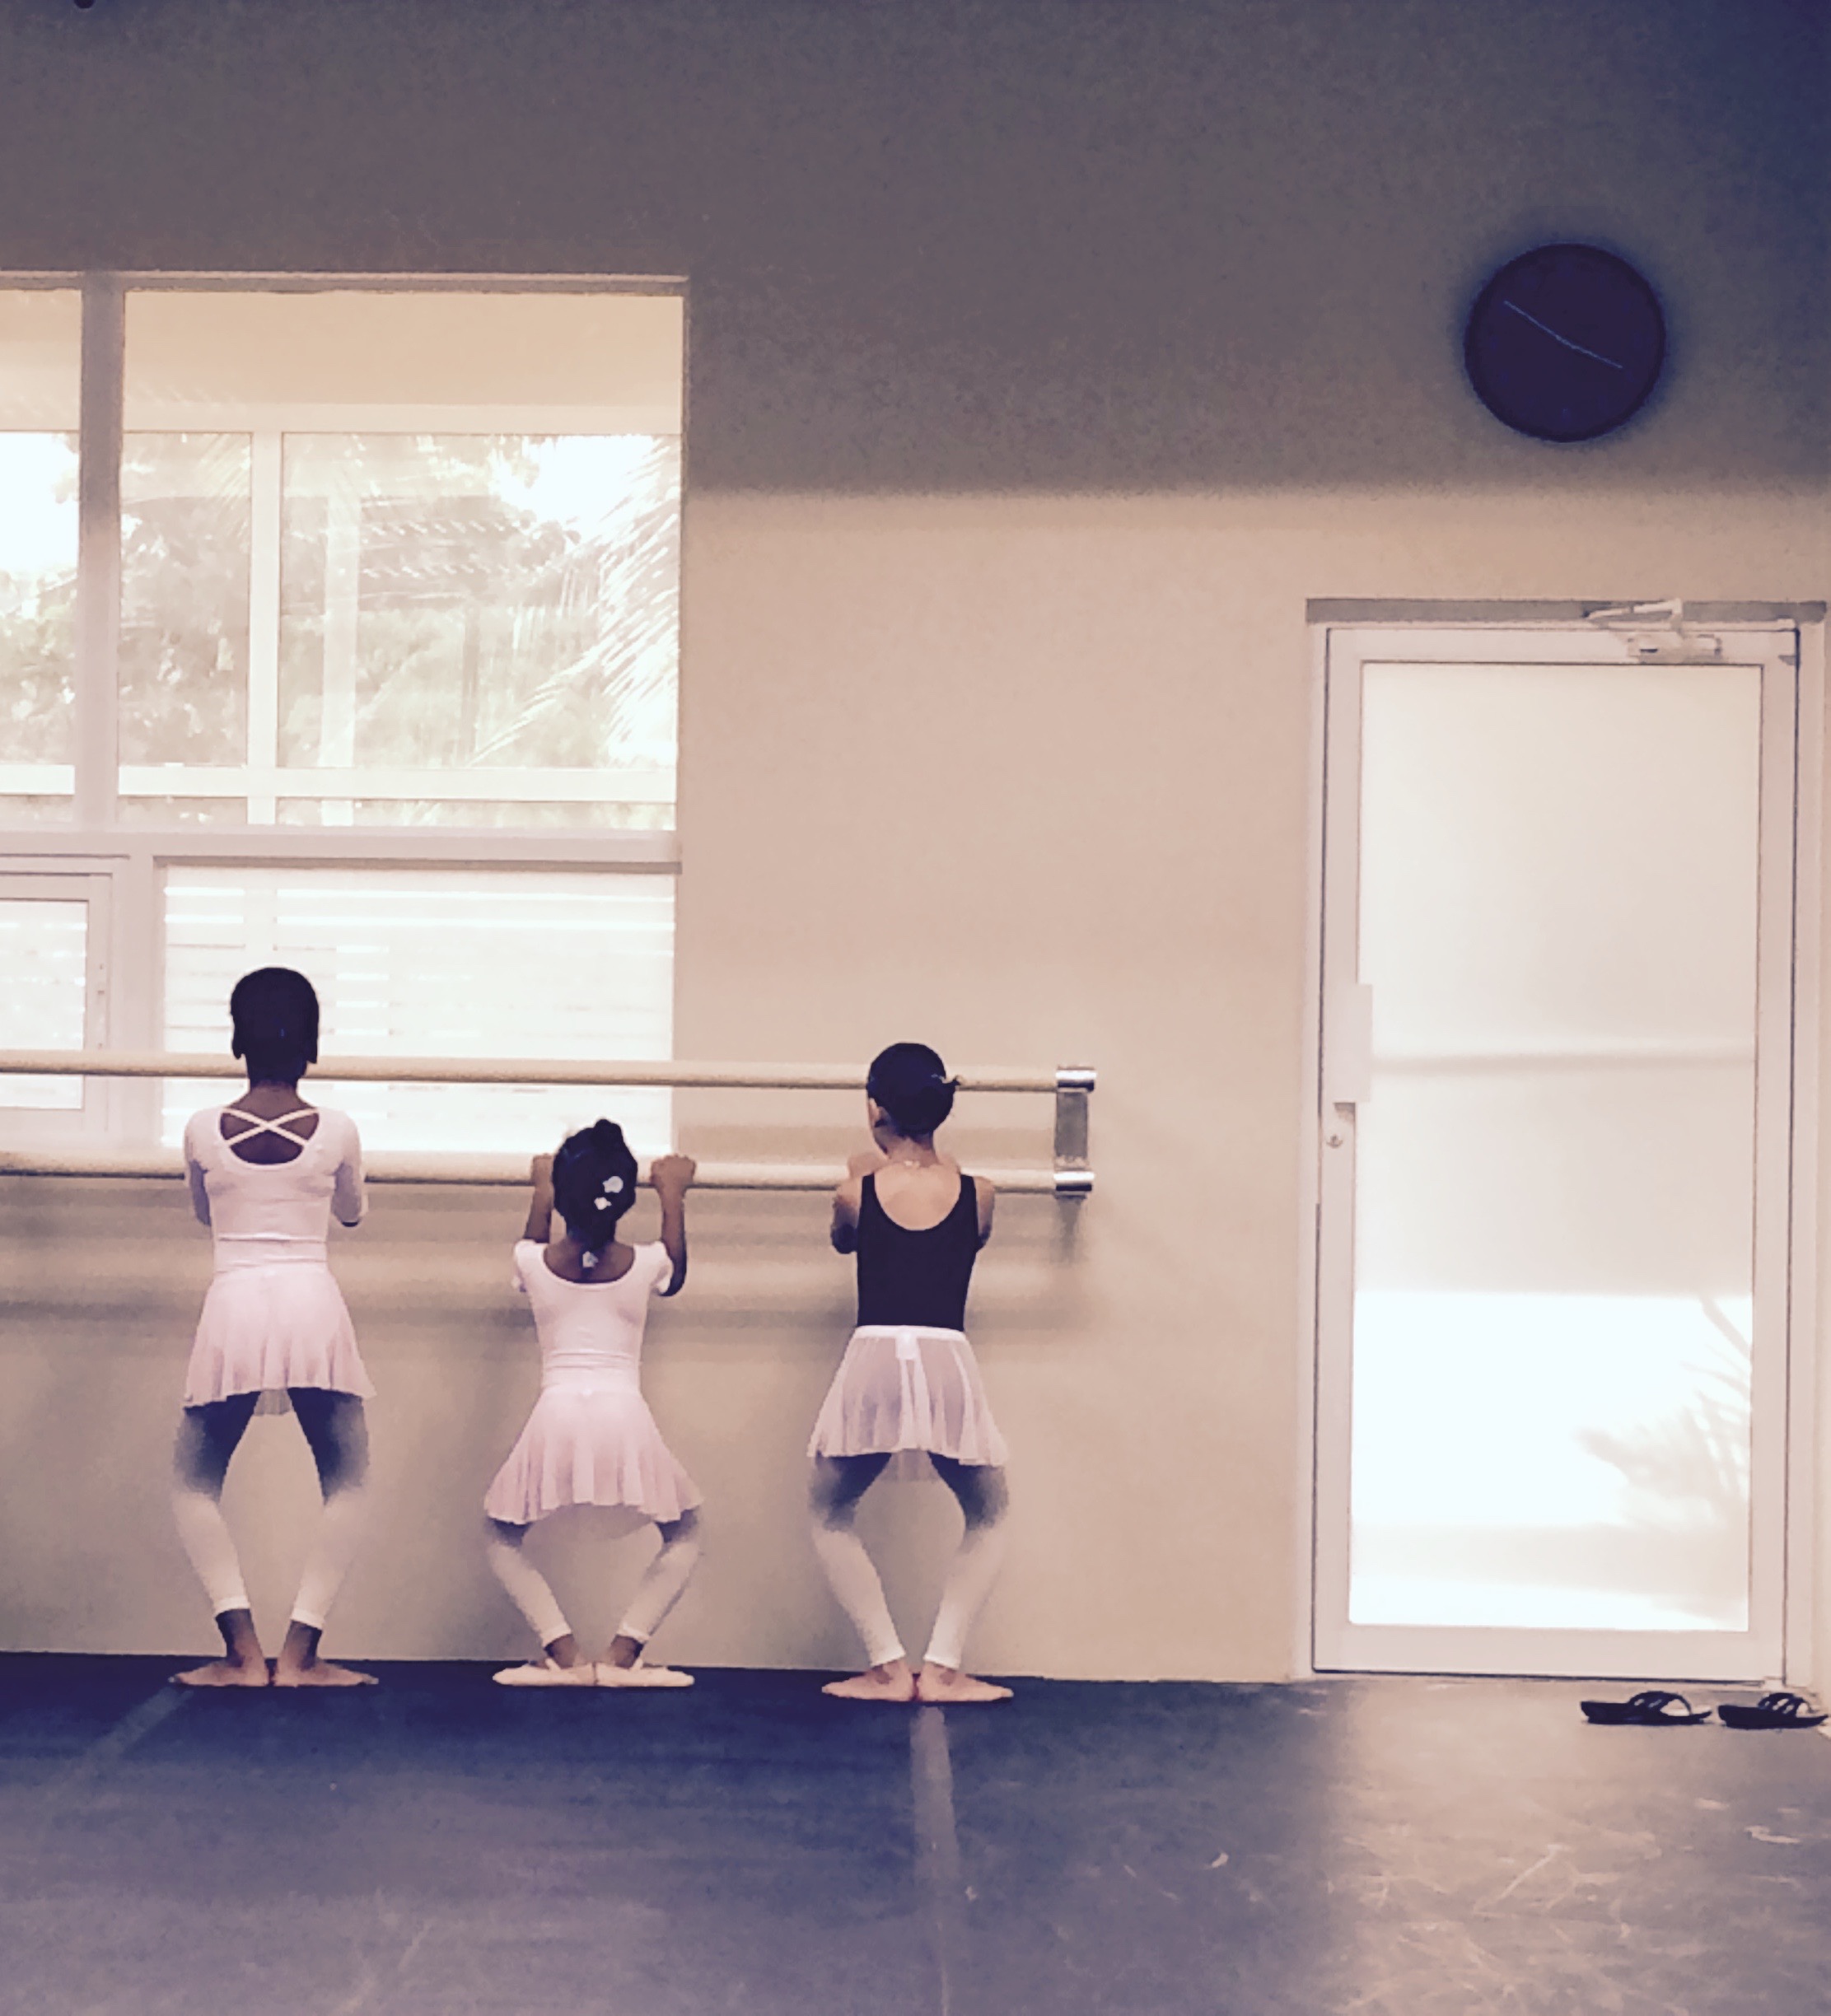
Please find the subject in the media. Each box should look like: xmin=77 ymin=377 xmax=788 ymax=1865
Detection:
xmin=595 ymin=1660 xmax=694 ymax=1689
xmin=492 ymin=1658 xmax=598 ymax=1687
xmin=822 ymin=1664 xmax=918 ymax=1703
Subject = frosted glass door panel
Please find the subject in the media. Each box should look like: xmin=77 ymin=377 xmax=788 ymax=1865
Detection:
xmin=1349 ymin=664 xmax=1760 ymax=1634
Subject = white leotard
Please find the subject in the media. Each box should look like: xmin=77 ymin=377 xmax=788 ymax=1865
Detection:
xmin=180 ymin=1104 xmax=371 ymax=1405
xmin=185 ymin=1106 xmax=366 ymax=1256
xmin=483 ymin=1240 xmax=698 ymax=1527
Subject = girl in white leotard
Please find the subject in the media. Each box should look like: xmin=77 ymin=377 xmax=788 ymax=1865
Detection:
xmin=483 ymin=1122 xmax=702 ymax=1688
xmin=170 ymin=968 xmax=375 ymax=1689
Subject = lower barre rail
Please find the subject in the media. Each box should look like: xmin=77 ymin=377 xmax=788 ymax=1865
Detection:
xmin=0 ymin=1147 xmax=1093 ymax=1197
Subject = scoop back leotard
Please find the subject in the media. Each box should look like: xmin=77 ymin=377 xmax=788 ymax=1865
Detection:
xmin=808 ymin=1172 xmax=1007 ymax=1468
xmin=484 ymin=1239 xmax=701 ymax=1528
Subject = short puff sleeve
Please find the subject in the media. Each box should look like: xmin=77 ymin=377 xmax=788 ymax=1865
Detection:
xmin=182 ymin=1109 xmax=214 ymax=1227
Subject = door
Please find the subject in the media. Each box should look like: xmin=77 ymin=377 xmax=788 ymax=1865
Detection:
xmin=1313 ymin=626 xmax=1800 ymax=1678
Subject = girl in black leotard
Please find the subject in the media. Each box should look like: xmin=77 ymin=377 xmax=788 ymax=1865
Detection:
xmin=807 ymin=1043 xmax=1011 ymax=1704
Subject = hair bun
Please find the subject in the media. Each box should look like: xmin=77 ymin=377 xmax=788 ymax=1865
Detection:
xmin=865 ymin=1041 xmax=959 ymax=1138
xmin=552 ymin=1117 xmax=641 ymax=1259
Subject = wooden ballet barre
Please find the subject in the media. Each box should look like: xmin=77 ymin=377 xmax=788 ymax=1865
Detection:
xmin=0 ymin=1146 xmax=1094 ymax=1197
xmin=0 ymin=1049 xmax=1095 ymax=1096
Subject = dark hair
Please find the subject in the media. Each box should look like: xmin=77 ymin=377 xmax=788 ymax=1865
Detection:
xmin=553 ymin=1119 xmax=640 ymax=1262
xmin=866 ymin=1042 xmax=959 ymax=1139
xmin=229 ymin=967 xmax=320 ymax=1085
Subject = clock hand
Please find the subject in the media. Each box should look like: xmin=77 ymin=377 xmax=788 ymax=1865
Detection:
xmin=1502 ymin=298 xmax=1625 ymax=370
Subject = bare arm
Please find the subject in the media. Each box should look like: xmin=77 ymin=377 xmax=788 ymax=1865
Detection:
xmin=650 ymin=1153 xmax=694 ymax=1295
xmin=830 ymin=1150 xmax=881 ymax=1254
xmin=524 ymin=1154 xmax=555 ymax=1244
xmin=331 ymin=1116 xmax=367 ymax=1229
xmin=974 ymin=1174 xmax=996 ymax=1248
xmin=186 ymin=1151 xmax=212 ymax=1229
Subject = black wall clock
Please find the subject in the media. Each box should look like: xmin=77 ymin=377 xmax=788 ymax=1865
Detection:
xmin=1463 ymin=244 xmax=1665 ymax=443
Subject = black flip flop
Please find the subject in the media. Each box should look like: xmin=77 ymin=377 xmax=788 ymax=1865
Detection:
xmin=1580 ymin=1690 xmax=1710 ymax=1725
xmin=1717 ymin=1692 xmax=1828 ymax=1730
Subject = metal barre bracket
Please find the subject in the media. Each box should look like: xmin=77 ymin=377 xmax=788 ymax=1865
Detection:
xmin=1053 ymin=1065 xmax=1095 ymax=1198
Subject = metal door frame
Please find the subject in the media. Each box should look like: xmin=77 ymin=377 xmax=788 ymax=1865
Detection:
xmin=1301 ymin=620 xmax=1819 ymax=1681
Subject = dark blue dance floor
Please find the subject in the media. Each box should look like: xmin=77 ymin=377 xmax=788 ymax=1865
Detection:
xmin=1 ymin=1657 xmax=1828 ymax=2014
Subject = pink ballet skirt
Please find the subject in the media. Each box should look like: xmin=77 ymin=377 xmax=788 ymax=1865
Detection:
xmin=483 ymin=1381 xmax=700 ymax=1527
xmin=181 ymin=1104 xmax=373 ymax=1407
xmin=184 ymin=1252 xmax=374 ymax=1406
xmin=483 ymin=1239 xmax=700 ymax=1527
xmin=807 ymin=1325 xmax=1009 ymax=1473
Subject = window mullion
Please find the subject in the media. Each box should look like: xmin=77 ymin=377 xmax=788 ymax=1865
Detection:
xmin=72 ymin=275 xmax=123 ymax=830
xmin=247 ymin=431 xmax=283 ymax=824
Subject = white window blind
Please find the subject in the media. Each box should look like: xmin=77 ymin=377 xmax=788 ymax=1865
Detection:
xmin=162 ymin=868 xmax=675 ymax=1155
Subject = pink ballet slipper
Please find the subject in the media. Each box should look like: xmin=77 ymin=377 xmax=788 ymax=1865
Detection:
xmin=595 ymin=1660 xmax=694 ymax=1689
xmin=492 ymin=1658 xmax=598 ymax=1687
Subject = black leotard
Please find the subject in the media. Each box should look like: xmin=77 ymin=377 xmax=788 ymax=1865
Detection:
xmin=855 ymin=1172 xmax=980 ymax=1331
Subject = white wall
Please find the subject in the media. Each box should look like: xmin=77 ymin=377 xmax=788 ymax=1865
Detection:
xmin=0 ymin=0 xmax=1824 ymax=1678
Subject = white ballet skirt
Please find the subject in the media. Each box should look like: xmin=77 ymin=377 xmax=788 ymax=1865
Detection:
xmin=483 ymin=1239 xmax=701 ymax=1528
xmin=807 ymin=1326 xmax=1009 ymax=1475
xmin=181 ymin=1105 xmax=373 ymax=1407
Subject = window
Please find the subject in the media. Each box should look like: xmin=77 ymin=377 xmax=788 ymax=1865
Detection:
xmin=0 ymin=291 xmax=80 ymax=823
xmin=161 ymin=867 xmax=673 ymax=1153
xmin=0 ymin=279 xmax=683 ymax=1158
xmin=0 ymin=870 xmax=111 ymax=1126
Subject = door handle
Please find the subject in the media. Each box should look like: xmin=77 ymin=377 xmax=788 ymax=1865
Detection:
xmin=1325 ymin=983 xmax=1374 ymax=1113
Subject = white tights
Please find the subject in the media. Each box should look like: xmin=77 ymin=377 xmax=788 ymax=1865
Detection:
xmin=810 ymin=1454 xmax=1009 ymax=1671
xmin=485 ymin=1518 xmax=703 ymax=1651
xmin=170 ymin=1485 xmax=250 ymax=1619
xmin=171 ymin=1388 xmax=371 ymax=1634
xmin=170 ymin=1481 xmax=369 ymax=1630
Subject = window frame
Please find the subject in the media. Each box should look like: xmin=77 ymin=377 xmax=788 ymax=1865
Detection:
xmin=0 ymin=273 xmax=686 ymax=1148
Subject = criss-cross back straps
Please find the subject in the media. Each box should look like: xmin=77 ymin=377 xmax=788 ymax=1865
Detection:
xmin=221 ymin=1106 xmax=320 ymax=1150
